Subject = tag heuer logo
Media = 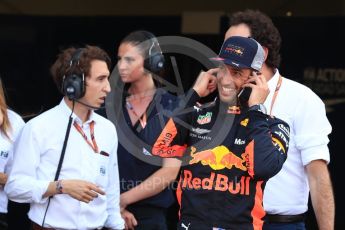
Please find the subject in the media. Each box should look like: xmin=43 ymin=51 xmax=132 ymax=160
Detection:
xmin=197 ymin=112 xmax=212 ymax=125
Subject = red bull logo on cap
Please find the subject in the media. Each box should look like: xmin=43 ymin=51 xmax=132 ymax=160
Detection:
xmin=225 ymin=45 xmax=244 ymax=56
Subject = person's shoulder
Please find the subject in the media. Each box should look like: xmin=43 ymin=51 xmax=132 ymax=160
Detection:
xmin=12 ymin=106 xmax=59 ymax=140
xmin=7 ymin=109 xmax=25 ymax=138
xmin=268 ymin=114 xmax=290 ymax=127
xmin=160 ymin=90 xmax=177 ymax=100
xmin=25 ymin=105 xmax=60 ymax=127
xmin=283 ymin=77 xmax=315 ymax=94
xmin=157 ymin=89 xmax=178 ymax=109
xmin=7 ymin=109 xmax=25 ymax=125
xmin=282 ymin=77 xmax=323 ymax=102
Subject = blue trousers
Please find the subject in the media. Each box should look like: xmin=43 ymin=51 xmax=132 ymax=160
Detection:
xmin=263 ymin=222 xmax=306 ymax=230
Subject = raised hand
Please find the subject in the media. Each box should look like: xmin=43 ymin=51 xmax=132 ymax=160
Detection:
xmin=242 ymin=72 xmax=269 ymax=107
xmin=193 ymin=68 xmax=219 ymax=97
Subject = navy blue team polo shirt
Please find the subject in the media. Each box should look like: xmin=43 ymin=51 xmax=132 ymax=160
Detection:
xmin=117 ymin=88 xmax=178 ymax=209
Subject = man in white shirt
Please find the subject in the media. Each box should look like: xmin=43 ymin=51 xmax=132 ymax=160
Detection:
xmin=224 ymin=9 xmax=334 ymax=230
xmin=5 ymin=46 xmax=124 ymax=230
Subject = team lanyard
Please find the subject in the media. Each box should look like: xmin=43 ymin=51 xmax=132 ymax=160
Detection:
xmin=269 ymin=75 xmax=283 ymax=116
xmin=126 ymin=101 xmax=147 ymax=128
xmin=73 ymin=120 xmax=99 ymax=153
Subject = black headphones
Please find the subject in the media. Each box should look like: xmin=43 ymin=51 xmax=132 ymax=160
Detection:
xmin=142 ymin=31 xmax=165 ymax=74
xmin=62 ymin=48 xmax=86 ymax=100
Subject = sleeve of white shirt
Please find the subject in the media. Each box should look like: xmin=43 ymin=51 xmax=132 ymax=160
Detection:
xmin=4 ymin=122 xmax=51 ymax=204
xmin=104 ymin=132 xmax=125 ymax=229
xmin=4 ymin=111 xmax=25 ymax=175
xmin=294 ymin=88 xmax=332 ymax=165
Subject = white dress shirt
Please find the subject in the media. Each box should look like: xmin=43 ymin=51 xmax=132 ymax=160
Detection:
xmin=5 ymin=99 xmax=124 ymax=229
xmin=263 ymin=70 xmax=332 ymax=215
xmin=0 ymin=110 xmax=25 ymax=213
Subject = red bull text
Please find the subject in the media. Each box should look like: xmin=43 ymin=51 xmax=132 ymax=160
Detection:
xmin=181 ymin=170 xmax=251 ymax=195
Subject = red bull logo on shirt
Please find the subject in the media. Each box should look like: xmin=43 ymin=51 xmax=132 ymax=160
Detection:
xmin=227 ymin=106 xmax=241 ymax=114
xmin=181 ymin=169 xmax=251 ymax=195
xmin=189 ymin=145 xmax=247 ymax=171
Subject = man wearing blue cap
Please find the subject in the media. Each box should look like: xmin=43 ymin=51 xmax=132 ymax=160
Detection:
xmin=150 ymin=36 xmax=290 ymax=229
xmin=225 ymin=10 xmax=334 ymax=230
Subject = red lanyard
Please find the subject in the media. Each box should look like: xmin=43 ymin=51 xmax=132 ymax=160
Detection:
xmin=126 ymin=101 xmax=147 ymax=128
xmin=269 ymin=75 xmax=283 ymax=116
xmin=73 ymin=121 xmax=99 ymax=153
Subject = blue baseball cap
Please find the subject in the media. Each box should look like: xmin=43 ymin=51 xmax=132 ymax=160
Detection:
xmin=211 ymin=36 xmax=265 ymax=71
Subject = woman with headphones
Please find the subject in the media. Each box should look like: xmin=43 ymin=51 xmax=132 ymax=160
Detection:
xmin=0 ymin=78 xmax=25 ymax=230
xmin=115 ymin=30 xmax=180 ymax=230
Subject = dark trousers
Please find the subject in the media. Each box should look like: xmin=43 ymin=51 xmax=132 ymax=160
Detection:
xmin=0 ymin=213 xmax=7 ymax=230
xmin=263 ymin=222 xmax=306 ymax=230
xmin=128 ymin=206 xmax=168 ymax=230
xmin=7 ymin=201 xmax=30 ymax=230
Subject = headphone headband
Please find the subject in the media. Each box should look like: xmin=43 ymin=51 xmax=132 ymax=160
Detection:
xmin=140 ymin=31 xmax=164 ymax=74
xmin=69 ymin=48 xmax=85 ymax=67
xmin=62 ymin=48 xmax=86 ymax=100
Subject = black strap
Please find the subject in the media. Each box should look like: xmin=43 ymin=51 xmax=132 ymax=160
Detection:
xmin=54 ymin=115 xmax=73 ymax=181
xmin=41 ymin=103 xmax=74 ymax=226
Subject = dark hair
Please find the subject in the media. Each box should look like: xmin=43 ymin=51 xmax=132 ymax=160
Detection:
xmin=119 ymin=30 xmax=163 ymax=87
xmin=229 ymin=9 xmax=282 ymax=69
xmin=120 ymin=30 xmax=161 ymax=59
xmin=50 ymin=45 xmax=111 ymax=93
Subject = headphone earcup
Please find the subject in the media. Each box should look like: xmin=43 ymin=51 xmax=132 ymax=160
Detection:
xmin=141 ymin=33 xmax=165 ymax=74
xmin=62 ymin=73 xmax=85 ymax=100
xmin=144 ymin=52 xmax=165 ymax=74
xmin=150 ymin=53 xmax=165 ymax=73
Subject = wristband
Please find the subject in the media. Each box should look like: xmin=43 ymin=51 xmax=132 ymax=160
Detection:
xmin=56 ymin=180 xmax=63 ymax=194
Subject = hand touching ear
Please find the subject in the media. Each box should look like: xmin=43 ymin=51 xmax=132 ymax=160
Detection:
xmin=193 ymin=68 xmax=218 ymax=97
